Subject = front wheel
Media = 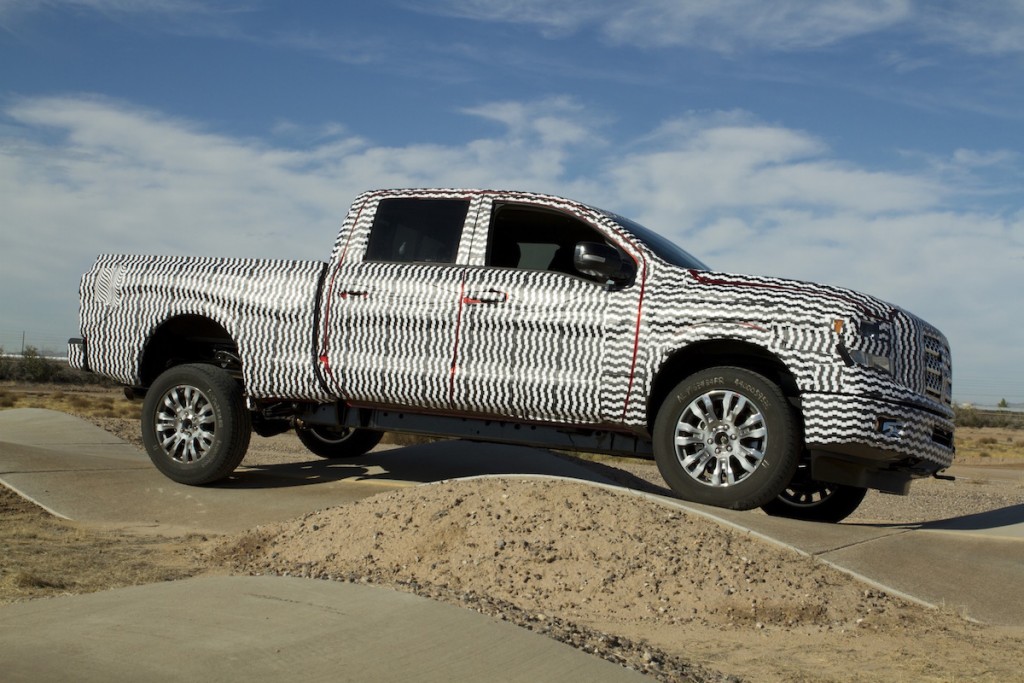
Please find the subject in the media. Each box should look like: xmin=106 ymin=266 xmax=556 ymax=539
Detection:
xmin=653 ymin=366 xmax=800 ymax=510
xmin=296 ymin=425 xmax=383 ymax=459
xmin=141 ymin=363 xmax=252 ymax=485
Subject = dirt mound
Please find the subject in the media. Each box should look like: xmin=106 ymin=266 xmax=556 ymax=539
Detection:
xmin=217 ymin=477 xmax=1021 ymax=682
xmin=225 ymin=479 xmax=895 ymax=628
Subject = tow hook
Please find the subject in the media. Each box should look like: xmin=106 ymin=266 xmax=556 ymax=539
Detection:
xmin=933 ymin=473 xmax=956 ymax=482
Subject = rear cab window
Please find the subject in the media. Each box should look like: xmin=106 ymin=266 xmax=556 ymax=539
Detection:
xmin=364 ymin=198 xmax=470 ymax=264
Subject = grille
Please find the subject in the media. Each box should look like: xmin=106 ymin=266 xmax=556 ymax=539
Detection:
xmin=922 ymin=330 xmax=952 ymax=405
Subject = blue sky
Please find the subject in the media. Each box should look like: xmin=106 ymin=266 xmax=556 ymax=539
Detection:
xmin=1 ymin=0 xmax=1022 ymax=405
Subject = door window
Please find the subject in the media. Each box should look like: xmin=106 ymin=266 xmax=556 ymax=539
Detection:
xmin=486 ymin=203 xmax=623 ymax=282
xmin=364 ymin=198 xmax=469 ymax=264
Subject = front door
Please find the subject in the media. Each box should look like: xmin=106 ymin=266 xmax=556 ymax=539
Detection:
xmin=452 ymin=199 xmax=644 ymax=425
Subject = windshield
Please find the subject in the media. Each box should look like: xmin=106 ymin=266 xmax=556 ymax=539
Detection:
xmin=600 ymin=211 xmax=710 ymax=271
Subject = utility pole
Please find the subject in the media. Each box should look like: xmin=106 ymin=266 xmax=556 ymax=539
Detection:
xmin=21 ymin=331 xmax=25 ymax=355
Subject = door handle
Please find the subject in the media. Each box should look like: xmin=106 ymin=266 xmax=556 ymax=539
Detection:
xmin=462 ymin=289 xmax=509 ymax=305
xmin=339 ymin=290 xmax=369 ymax=299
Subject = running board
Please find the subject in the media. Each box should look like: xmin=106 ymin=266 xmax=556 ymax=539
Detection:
xmin=301 ymin=403 xmax=654 ymax=459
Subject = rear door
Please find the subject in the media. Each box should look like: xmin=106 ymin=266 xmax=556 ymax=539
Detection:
xmin=319 ymin=193 xmax=480 ymax=410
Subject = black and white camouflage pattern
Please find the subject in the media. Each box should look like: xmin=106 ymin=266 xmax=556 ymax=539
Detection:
xmin=75 ymin=254 xmax=332 ymax=401
xmin=634 ymin=267 xmax=954 ymax=466
xmin=72 ymin=188 xmax=955 ymax=469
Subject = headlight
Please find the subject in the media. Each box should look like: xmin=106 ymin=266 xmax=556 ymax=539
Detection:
xmin=846 ymin=348 xmax=892 ymax=374
xmin=835 ymin=317 xmax=893 ymax=374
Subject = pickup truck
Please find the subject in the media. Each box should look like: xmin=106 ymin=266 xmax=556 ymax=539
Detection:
xmin=69 ymin=188 xmax=955 ymax=522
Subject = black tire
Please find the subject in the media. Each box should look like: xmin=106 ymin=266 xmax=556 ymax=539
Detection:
xmin=296 ymin=425 xmax=383 ymax=459
xmin=761 ymin=479 xmax=867 ymax=523
xmin=653 ymin=366 xmax=800 ymax=510
xmin=141 ymin=363 xmax=251 ymax=485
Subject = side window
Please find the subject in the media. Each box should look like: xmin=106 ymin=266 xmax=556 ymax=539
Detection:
xmin=486 ymin=204 xmax=618 ymax=282
xmin=364 ymin=198 xmax=469 ymax=264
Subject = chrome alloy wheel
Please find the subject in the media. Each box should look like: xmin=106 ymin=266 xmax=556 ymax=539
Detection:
xmin=154 ymin=384 xmax=216 ymax=464
xmin=673 ymin=390 xmax=768 ymax=487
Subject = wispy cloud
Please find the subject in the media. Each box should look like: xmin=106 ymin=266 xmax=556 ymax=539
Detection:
xmin=415 ymin=0 xmax=912 ymax=52
xmin=263 ymin=28 xmax=390 ymax=66
xmin=0 ymin=0 xmax=250 ymax=36
xmin=0 ymin=0 xmax=208 ymax=11
xmin=0 ymin=0 xmax=227 ymax=22
xmin=415 ymin=0 xmax=1024 ymax=60
xmin=918 ymin=0 xmax=1024 ymax=55
xmin=599 ymin=111 xmax=943 ymax=249
xmin=9 ymin=0 xmax=1024 ymax=65
xmin=406 ymin=0 xmax=606 ymax=38
xmin=603 ymin=0 xmax=911 ymax=52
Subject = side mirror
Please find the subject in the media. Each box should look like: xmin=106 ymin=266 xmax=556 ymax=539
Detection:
xmin=574 ymin=242 xmax=636 ymax=286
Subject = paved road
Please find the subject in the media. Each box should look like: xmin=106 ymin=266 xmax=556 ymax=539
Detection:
xmin=1 ymin=408 xmax=1023 ymax=681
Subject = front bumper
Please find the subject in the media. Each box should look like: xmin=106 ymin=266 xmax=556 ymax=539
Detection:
xmin=802 ymin=392 xmax=955 ymax=475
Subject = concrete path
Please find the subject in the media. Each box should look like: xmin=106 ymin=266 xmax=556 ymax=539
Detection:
xmin=1 ymin=407 xmax=1023 ymax=682
xmin=0 ymin=575 xmax=648 ymax=683
xmin=0 ymin=408 xmax=617 ymax=534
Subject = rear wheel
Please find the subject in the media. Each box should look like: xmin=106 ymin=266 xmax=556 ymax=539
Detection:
xmin=761 ymin=475 xmax=867 ymax=523
xmin=653 ymin=366 xmax=800 ymax=510
xmin=296 ymin=425 xmax=383 ymax=459
xmin=141 ymin=363 xmax=251 ymax=485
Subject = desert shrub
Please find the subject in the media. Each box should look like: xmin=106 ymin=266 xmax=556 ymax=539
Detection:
xmin=21 ymin=347 xmax=61 ymax=383
xmin=68 ymin=395 xmax=92 ymax=410
xmin=0 ymin=350 xmax=115 ymax=386
xmin=0 ymin=348 xmax=17 ymax=381
xmin=953 ymin=406 xmax=982 ymax=428
xmin=954 ymin=405 xmax=1024 ymax=429
xmin=117 ymin=403 xmax=141 ymax=419
xmin=0 ymin=347 xmax=59 ymax=383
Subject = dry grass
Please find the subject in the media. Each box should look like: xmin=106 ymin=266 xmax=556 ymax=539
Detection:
xmin=0 ymin=384 xmax=139 ymax=420
xmin=955 ymin=427 xmax=1024 ymax=464
xmin=0 ymin=486 xmax=210 ymax=604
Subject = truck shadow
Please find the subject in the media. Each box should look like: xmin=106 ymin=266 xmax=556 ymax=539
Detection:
xmin=919 ymin=503 xmax=1024 ymax=533
xmin=219 ymin=440 xmax=662 ymax=492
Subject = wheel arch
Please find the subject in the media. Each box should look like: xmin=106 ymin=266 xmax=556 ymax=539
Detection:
xmin=646 ymin=338 xmax=801 ymax=435
xmin=139 ymin=314 xmax=240 ymax=387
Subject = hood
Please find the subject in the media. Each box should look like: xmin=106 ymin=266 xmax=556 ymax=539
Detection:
xmin=682 ymin=268 xmax=900 ymax=323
